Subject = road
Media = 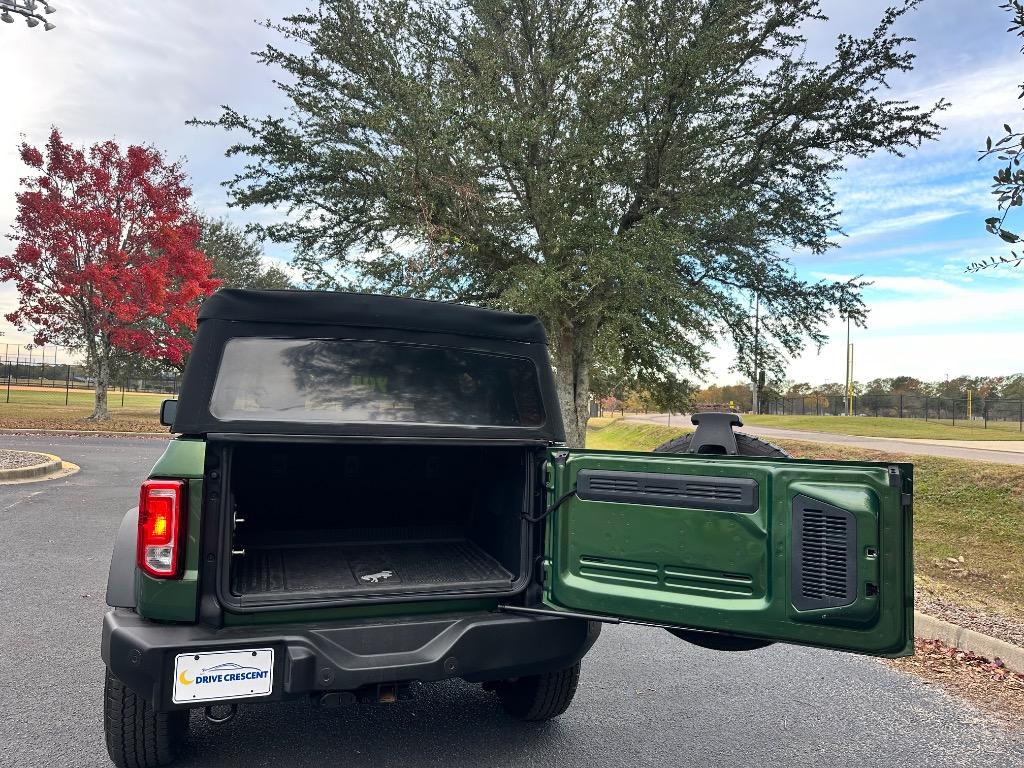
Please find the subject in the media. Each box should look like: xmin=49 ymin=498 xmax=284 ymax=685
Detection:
xmin=2 ymin=434 xmax=1023 ymax=768
xmin=624 ymin=413 xmax=1024 ymax=464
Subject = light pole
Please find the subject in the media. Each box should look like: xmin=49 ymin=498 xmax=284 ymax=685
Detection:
xmin=0 ymin=0 xmax=56 ymax=30
xmin=752 ymin=292 xmax=761 ymax=415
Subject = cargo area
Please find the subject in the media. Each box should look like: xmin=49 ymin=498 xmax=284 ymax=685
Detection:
xmin=221 ymin=443 xmax=534 ymax=607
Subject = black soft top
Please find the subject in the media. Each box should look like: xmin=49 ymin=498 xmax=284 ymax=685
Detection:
xmin=198 ymin=289 xmax=548 ymax=345
xmin=173 ymin=289 xmax=563 ymax=442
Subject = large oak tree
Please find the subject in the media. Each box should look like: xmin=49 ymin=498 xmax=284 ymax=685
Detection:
xmin=201 ymin=0 xmax=944 ymax=445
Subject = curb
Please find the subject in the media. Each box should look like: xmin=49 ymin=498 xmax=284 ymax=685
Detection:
xmin=0 ymin=452 xmax=63 ymax=481
xmin=915 ymin=610 xmax=1024 ymax=673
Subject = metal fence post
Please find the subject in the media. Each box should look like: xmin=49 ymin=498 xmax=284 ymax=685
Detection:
xmin=5 ymin=371 xmax=9 ymax=404
xmin=899 ymin=395 xmax=903 ymax=419
xmin=65 ymin=364 xmax=71 ymax=405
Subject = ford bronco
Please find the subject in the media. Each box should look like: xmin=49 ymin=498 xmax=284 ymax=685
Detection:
xmin=102 ymin=289 xmax=913 ymax=767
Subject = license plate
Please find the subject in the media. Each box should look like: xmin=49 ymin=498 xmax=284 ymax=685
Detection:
xmin=172 ymin=648 xmax=274 ymax=704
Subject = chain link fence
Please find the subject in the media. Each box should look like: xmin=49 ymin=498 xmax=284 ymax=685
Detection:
xmin=762 ymin=393 xmax=1024 ymax=432
xmin=0 ymin=359 xmax=180 ymax=404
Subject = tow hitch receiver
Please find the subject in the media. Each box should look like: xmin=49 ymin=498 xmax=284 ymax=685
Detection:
xmin=204 ymin=704 xmax=238 ymax=724
xmin=316 ymin=682 xmax=411 ymax=707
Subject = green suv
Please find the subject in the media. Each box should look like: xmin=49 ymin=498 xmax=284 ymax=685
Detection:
xmin=102 ymin=289 xmax=913 ymax=767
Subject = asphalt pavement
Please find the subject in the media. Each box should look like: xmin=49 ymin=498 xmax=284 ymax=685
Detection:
xmin=624 ymin=413 xmax=1024 ymax=464
xmin=2 ymin=434 xmax=1023 ymax=768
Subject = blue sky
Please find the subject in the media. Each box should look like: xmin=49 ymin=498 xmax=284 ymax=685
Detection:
xmin=1 ymin=1 xmax=1022 ymax=385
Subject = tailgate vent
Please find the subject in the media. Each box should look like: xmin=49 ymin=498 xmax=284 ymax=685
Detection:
xmin=791 ymin=495 xmax=857 ymax=611
xmin=576 ymin=470 xmax=758 ymax=513
xmin=683 ymin=482 xmax=744 ymax=501
xmin=586 ymin=475 xmax=641 ymax=493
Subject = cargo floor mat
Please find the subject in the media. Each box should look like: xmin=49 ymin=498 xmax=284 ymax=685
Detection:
xmin=232 ymin=538 xmax=513 ymax=598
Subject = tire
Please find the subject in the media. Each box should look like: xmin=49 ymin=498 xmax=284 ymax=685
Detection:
xmin=104 ymin=668 xmax=188 ymax=768
xmin=654 ymin=431 xmax=790 ymax=458
xmin=493 ymin=661 xmax=581 ymax=721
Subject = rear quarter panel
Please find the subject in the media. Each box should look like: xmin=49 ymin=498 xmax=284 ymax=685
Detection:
xmin=135 ymin=438 xmax=206 ymax=622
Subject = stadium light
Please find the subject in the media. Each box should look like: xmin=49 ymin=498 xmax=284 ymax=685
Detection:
xmin=0 ymin=0 xmax=56 ymax=30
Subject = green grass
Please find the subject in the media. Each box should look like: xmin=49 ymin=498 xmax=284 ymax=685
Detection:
xmin=742 ymin=414 xmax=1024 ymax=441
xmin=0 ymin=387 xmax=167 ymax=431
xmin=0 ymin=387 xmax=167 ymax=408
xmin=586 ymin=420 xmax=691 ymax=451
xmin=586 ymin=420 xmax=1024 ymax=619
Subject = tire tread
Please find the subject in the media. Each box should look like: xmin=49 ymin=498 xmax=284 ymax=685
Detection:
xmin=104 ymin=668 xmax=187 ymax=768
xmin=654 ymin=431 xmax=791 ymax=458
xmin=495 ymin=662 xmax=581 ymax=721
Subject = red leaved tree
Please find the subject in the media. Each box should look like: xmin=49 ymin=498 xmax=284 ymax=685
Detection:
xmin=0 ymin=129 xmax=219 ymax=420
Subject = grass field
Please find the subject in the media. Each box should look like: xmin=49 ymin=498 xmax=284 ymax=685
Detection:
xmin=742 ymin=414 xmax=1024 ymax=440
xmin=586 ymin=420 xmax=1024 ymax=620
xmin=0 ymin=388 xmax=166 ymax=431
xmin=586 ymin=419 xmax=689 ymax=450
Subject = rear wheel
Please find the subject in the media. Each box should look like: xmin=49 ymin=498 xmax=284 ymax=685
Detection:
xmin=492 ymin=662 xmax=581 ymax=721
xmin=104 ymin=668 xmax=188 ymax=768
xmin=654 ymin=431 xmax=790 ymax=458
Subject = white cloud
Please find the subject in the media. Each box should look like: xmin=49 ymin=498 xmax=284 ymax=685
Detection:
xmin=906 ymin=59 xmax=1024 ymax=153
xmin=706 ymin=273 xmax=1024 ymax=383
xmin=844 ymin=209 xmax=968 ymax=240
xmin=0 ymin=2 xmax=296 ymax=343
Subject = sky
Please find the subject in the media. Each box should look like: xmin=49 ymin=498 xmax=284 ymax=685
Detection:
xmin=0 ymin=1 xmax=1022 ymax=386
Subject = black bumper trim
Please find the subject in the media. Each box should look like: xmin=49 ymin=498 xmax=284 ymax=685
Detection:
xmin=101 ymin=609 xmax=597 ymax=711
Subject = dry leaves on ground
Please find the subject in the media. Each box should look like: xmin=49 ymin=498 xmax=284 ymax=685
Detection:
xmin=888 ymin=639 xmax=1024 ymax=729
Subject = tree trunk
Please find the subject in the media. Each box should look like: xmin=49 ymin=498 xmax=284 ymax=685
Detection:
xmin=552 ymin=324 xmax=594 ymax=448
xmin=89 ymin=346 xmax=111 ymax=421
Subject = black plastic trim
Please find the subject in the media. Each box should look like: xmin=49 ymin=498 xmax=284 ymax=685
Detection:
xmin=102 ymin=608 xmax=596 ymax=711
xmin=576 ymin=469 xmax=759 ymax=513
xmin=105 ymin=507 xmax=139 ymax=608
xmin=791 ymin=494 xmax=858 ymax=611
xmin=688 ymin=412 xmax=743 ymax=455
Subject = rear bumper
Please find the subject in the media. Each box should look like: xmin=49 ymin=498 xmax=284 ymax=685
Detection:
xmin=102 ymin=608 xmax=598 ymax=711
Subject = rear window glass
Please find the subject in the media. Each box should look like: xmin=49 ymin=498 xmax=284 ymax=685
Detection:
xmin=209 ymin=337 xmax=546 ymax=428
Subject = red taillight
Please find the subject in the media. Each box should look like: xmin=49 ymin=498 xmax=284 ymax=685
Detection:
xmin=137 ymin=479 xmax=186 ymax=578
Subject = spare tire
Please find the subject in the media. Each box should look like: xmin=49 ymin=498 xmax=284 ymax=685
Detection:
xmin=654 ymin=431 xmax=790 ymax=458
xmin=653 ymin=426 xmax=786 ymax=652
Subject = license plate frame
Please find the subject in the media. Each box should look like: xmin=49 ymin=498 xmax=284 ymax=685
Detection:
xmin=171 ymin=648 xmax=274 ymax=704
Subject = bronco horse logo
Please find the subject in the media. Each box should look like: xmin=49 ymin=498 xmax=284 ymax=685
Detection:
xmin=360 ymin=570 xmax=394 ymax=583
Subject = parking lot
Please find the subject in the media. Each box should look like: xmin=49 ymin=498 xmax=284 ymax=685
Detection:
xmin=3 ymin=434 xmax=1023 ymax=768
